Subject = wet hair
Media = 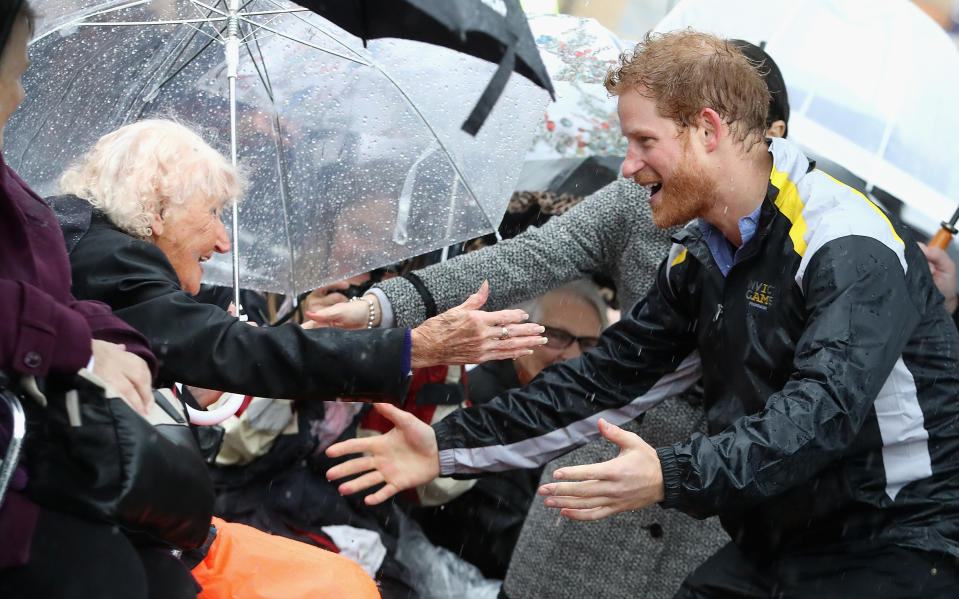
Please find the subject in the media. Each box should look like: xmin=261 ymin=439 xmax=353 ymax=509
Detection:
xmin=59 ymin=119 xmax=245 ymax=238
xmin=0 ymin=0 xmax=35 ymax=61
xmin=605 ymin=30 xmax=770 ymax=147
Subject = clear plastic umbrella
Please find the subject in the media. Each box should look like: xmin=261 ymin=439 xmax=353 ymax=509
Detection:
xmin=7 ymin=0 xmax=549 ymax=299
xmin=516 ymin=13 xmax=628 ymax=195
xmin=655 ymin=0 xmax=959 ymax=235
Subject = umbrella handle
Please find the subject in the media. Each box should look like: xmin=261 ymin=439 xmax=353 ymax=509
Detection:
xmin=187 ymin=393 xmax=246 ymax=426
xmin=929 ymin=226 xmax=956 ymax=250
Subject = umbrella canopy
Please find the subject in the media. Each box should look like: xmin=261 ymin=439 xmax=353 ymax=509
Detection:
xmin=292 ymin=0 xmax=556 ymax=134
xmin=8 ymin=0 xmax=549 ymax=297
xmin=655 ymin=0 xmax=959 ymax=234
xmin=516 ymin=14 xmax=628 ymax=196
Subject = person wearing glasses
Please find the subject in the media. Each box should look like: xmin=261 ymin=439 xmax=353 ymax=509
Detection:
xmin=409 ymin=279 xmax=607 ymax=580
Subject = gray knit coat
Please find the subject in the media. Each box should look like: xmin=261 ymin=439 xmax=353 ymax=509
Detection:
xmin=375 ymin=177 xmax=728 ymax=599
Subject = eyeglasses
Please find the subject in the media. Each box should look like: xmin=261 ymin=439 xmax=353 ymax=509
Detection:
xmin=542 ymin=326 xmax=600 ymax=352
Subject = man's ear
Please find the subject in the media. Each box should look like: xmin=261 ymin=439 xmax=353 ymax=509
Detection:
xmin=696 ymin=108 xmax=724 ymax=153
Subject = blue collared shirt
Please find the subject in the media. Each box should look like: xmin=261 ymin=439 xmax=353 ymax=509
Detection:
xmin=696 ymin=202 xmax=763 ymax=277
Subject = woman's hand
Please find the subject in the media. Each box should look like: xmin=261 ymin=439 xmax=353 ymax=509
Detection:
xmin=91 ymin=340 xmax=154 ymax=416
xmin=410 ymin=281 xmax=547 ymax=367
xmin=305 ymin=293 xmax=378 ymax=329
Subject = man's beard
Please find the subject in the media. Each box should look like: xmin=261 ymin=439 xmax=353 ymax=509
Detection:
xmin=648 ymin=153 xmax=717 ymax=229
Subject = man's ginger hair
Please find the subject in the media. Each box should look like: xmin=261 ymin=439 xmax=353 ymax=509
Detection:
xmin=605 ymin=30 xmax=771 ymax=147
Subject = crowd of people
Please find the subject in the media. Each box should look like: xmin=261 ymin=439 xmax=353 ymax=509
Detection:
xmin=3 ymin=0 xmax=959 ymax=597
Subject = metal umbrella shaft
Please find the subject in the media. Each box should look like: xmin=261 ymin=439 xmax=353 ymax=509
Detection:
xmin=226 ymin=0 xmax=245 ymax=318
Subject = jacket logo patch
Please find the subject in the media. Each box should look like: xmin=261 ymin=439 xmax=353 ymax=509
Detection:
xmin=746 ymin=281 xmax=775 ymax=310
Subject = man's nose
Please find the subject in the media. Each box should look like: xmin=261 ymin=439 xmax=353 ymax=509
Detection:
xmin=621 ymin=150 xmax=644 ymax=179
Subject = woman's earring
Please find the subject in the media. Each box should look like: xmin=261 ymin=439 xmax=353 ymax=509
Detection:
xmin=145 ymin=226 xmax=153 ymax=237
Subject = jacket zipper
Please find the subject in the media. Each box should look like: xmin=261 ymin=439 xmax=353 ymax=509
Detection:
xmin=713 ymin=303 xmax=724 ymax=323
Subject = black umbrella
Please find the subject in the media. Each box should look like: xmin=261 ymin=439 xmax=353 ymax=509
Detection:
xmin=293 ymin=0 xmax=555 ymax=134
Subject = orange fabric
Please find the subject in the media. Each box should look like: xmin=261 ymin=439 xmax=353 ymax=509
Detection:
xmin=193 ymin=517 xmax=380 ymax=599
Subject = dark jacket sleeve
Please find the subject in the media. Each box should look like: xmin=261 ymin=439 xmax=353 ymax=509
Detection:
xmin=433 ymin=259 xmax=701 ymax=476
xmin=69 ymin=226 xmax=409 ymax=401
xmin=658 ymin=237 xmax=918 ymax=516
xmin=0 ymin=279 xmax=92 ymax=377
xmin=67 ymin=296 xmax=157 ymax=377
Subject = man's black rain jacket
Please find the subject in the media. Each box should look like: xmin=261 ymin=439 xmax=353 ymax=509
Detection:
xmin=432 ymin=138 xmax=959 ymax=560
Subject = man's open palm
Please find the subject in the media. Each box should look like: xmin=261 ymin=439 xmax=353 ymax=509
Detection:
xmin=536 ymin=418 xmax=665 ymax=521
xmin=326 ymin=403 xmax=440 ymax=505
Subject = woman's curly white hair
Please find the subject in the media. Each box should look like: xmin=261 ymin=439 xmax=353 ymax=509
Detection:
xmin=58 ymin=119 xmax=245 ymax=238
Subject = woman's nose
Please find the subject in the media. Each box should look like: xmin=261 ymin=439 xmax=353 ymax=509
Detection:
xmin=214 ymin=218 xmax=231 ymax=253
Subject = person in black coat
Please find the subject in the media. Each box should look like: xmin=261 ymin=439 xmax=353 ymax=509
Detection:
xmin=51 ymin=119 xmax=547 ymax=403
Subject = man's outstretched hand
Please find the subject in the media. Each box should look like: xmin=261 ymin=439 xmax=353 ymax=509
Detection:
xmin=326 ymin=403 xmax=441 ymax=505
xmin=537 ymin=418 xmax=665 ymax=521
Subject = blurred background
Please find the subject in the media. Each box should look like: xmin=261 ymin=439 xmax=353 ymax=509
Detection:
xmin=521 ymin=0 xmax=959 ymax=46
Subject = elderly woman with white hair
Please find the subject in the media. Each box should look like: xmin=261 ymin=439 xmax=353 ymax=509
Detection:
xmin=51 ymin=119 xmax=546 ymax=402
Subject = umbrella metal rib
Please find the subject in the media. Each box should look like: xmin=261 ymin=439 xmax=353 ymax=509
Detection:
xmin=33 ymin=0 xmax=154 ymax=42
xmin=73 ymin=18 xmax=226 ymax=25
xmin=245 ymin=19 xmax=299 ymax=300
xmin=372 ymin=65 xmax=491 ymax=235
xmin=235 ymin=14 xmax=369 ymax=63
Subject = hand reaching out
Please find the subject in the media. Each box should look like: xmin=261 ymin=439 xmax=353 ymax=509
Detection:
xmin=305 ymin=293 xmax=377 ymax=329
xmin=303 ymin=275 xmax=375 ymax=328
xmin=410 ymin=281 xmax=547 ymax=367
xmin=326 ymin=402 xmax=440 ymax=505
xmin=537 ymin=419 xmax=665 ymax=521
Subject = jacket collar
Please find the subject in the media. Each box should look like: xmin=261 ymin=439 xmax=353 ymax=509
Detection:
xmin=672 ymin=138 xmax=815 ymax=267
xmin=48 ymin=194 xmax=94 ymax=255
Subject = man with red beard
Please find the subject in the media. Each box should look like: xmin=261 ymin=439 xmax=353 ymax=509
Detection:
xmin=324 ymin=30 xmax=959 ymax=598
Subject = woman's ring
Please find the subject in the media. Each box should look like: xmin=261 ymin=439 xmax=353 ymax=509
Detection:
xmin=499 ymin=326 xmax=510 ymax=340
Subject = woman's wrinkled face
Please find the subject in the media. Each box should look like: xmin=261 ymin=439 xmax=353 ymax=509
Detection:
xmin=150 ymin=196 xmax=231 ymax=295
xmin=0 ymin=15 xmax=31 ymax=147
